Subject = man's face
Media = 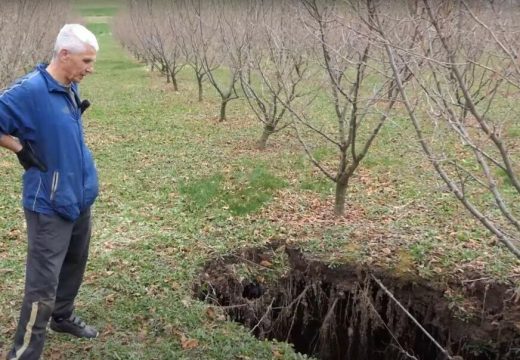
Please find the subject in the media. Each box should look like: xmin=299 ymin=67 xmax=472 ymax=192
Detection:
xmin=61 ymin=45 xmax=97 ymax=83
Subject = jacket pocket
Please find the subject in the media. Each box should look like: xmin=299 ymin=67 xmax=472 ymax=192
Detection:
xmin=22 ymin=169 xmax=45 ymax=211
xmin=50 ymin=170 xmax=81 ymax=221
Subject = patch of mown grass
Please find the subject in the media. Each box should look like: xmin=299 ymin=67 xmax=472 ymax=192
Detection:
xmin=300 ymin=177 xmax=333 ymax=194
xmin=363 ymin=152 xmax=405 ymax=168
xmin=495 ymin=167 xmax=515 ymax=188
xmin=86 ymin=23 xmax=111 ymax=36
xmin=312 ymin=145 xmax=335 ymax=162
xmin=227 ymin=189 xmax=272 ymax=216
xmin=226 ymin=167 xmax=287 ymax=216
xmin=100 ymin=59 xmax=143 ymax=71
xmin=80 ymin=7 xmax=119 ymax=17
xmin=179 ymin=167 xmax=287 ymax=216
xmin=508 ymin=126 xmax=520 ymax=138
xmin=179 ymin=174 xmax=224 ymax=210
xmin=73 ymin=0 xmax=120 ymax=16
xmin=408 ymin=235 xmax=438 ymax=264
xmin=249 ymin=166 xmax=287 ymax=190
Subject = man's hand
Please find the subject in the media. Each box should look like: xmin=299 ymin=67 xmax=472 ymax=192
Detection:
xmin=16 ymin=144 xmax=47 ymax=172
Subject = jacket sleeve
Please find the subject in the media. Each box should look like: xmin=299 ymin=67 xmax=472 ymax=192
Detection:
xmin=0 ymin=85 xmax=33 ymax=139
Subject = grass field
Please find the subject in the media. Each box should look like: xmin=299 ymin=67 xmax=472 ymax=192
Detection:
xmin=0 ymin=2 xmax=519 ymax=359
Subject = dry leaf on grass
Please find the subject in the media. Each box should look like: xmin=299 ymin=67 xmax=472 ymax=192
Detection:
xmin=206 ymin=306 xmax=216 ymax=320
xmin=181 ymin=334 xmax=199 ymax=350
xmin=259 ymin=260 xmax=272 ymax=267
xmin=271 ymin=349 xmax=284 ymax=359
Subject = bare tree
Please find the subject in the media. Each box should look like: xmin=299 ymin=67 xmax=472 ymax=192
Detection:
xmin=0 ymin=0 xmax=71 ymax=89
xmin=116 ymin=0 xmax=244 ymax=116
xmin=197 ymin=0 xmax=250 ymax=122
xmin=240 ymin=1 xmax=313 ymax=149
xmin=162 ymin=0 xmax=186 ymax=90
xmin=379 ymin=0 xmax=520 ymax=257
xmin=113 ymin=8 xmax=141 ymax=60
xmin=115 ymin=1 xmax=160 ymax=71
xmin=176 ymin=0 xmax=213 ymax=102
xmin=279 ymin=0 xmax=414 ymax=216
xmin=143 ymin=0 xmax=185 ymax=89
xmin=116 ymin=0 xmax=186 ymax=88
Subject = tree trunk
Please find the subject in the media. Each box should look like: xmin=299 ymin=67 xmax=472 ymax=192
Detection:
xmin=172 ymin=73 xmax=178 ymax=91
xmin=163 ymin=64 xmax=170 ymax=83
xmin=197 ymin=75 xmax=203 ymax=102
xmin=334 ymin=176 xmax=348 ymax=216
xmin=257 ymin=124 xmax=274 ymax=150
xmin=219 ymin=98 xmax=229 ymax=122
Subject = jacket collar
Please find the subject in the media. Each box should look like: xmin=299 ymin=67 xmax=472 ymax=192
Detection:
xmin=36 ymin=63 xmax=78 ymax=94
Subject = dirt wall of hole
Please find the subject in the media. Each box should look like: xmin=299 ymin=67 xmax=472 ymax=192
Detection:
xmin=195 ymin=245 xmax=520 ymax=360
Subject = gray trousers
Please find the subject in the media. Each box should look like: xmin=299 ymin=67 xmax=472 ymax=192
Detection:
xmin=7 ymin=208 xmax=92 ymax=360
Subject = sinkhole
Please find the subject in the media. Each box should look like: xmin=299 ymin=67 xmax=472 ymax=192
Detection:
xmin=194 ymin=245 xmax=520 ymax=360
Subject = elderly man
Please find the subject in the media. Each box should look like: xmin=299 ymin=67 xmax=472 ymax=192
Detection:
xmin=0 ymin=24 xmax=100 ymax=360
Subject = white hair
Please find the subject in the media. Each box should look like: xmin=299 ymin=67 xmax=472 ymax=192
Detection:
xmin=53 ymin=24 xmax=99 ymax=57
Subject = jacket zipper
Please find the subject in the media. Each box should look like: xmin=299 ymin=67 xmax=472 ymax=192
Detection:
xmin=32 ymin=177 xmax=42 ymax=211
xmin=50 ymin=171 xmax=59 ymax=201
xmin=76 ymin=105 xmax=85 ymax=208
xmin=65 ymin=87 xmax=85 ymax=208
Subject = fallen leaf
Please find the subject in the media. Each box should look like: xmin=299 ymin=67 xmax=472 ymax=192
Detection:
xmin=181 ymin=335 xmax=199 ymax=350
xmin=206 ymin=306 xmax=216 ymax=320
xmin=259 ymin=260 xmax=272 ymax=267
xmin=272 ymin=349 xmax=283 ymax=359
xmin=105 ymin=293 xmax=116 ymax=305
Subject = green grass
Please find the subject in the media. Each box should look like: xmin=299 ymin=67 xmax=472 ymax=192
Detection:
xmin=1 ymin=1 xmax=519 ymax=359
xmin=86 ymin=23 xmax=111 ymax=36
xmin=73 ymin=0 xmax=121 ymax=17
xmin=80 ymin=7 xmax=119 ymax=17
xmin=179 ymin=174 xmax=224 ymax=210
xmin=226 ymin=167 xmax=287 ymax=215
xmin=179 ymin=167 xmax=287 ymax=216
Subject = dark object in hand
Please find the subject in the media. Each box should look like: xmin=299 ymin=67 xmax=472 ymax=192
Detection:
xmin=80 ymin=99 xmax=90 ymax=114
xmin=16 ymin=143 xmax=47 ymax=172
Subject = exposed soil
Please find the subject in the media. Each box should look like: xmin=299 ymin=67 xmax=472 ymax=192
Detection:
xmin=194 ymin=244 xmax=520 ymax=360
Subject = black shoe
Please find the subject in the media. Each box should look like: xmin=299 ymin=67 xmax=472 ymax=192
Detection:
xmin=50 ymin=314 xmax=99 ymax=339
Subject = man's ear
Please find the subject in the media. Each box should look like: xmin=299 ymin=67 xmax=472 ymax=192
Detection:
xmin=58 ymin=49 xmax=71 ymax=61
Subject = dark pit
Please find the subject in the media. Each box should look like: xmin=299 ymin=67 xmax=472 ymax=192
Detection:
xmin=194 ymin=245 xmax=520 ymax=360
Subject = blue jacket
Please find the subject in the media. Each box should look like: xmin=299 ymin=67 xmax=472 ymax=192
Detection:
xmin=0 ymin=64 xmax=98 ymax=221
